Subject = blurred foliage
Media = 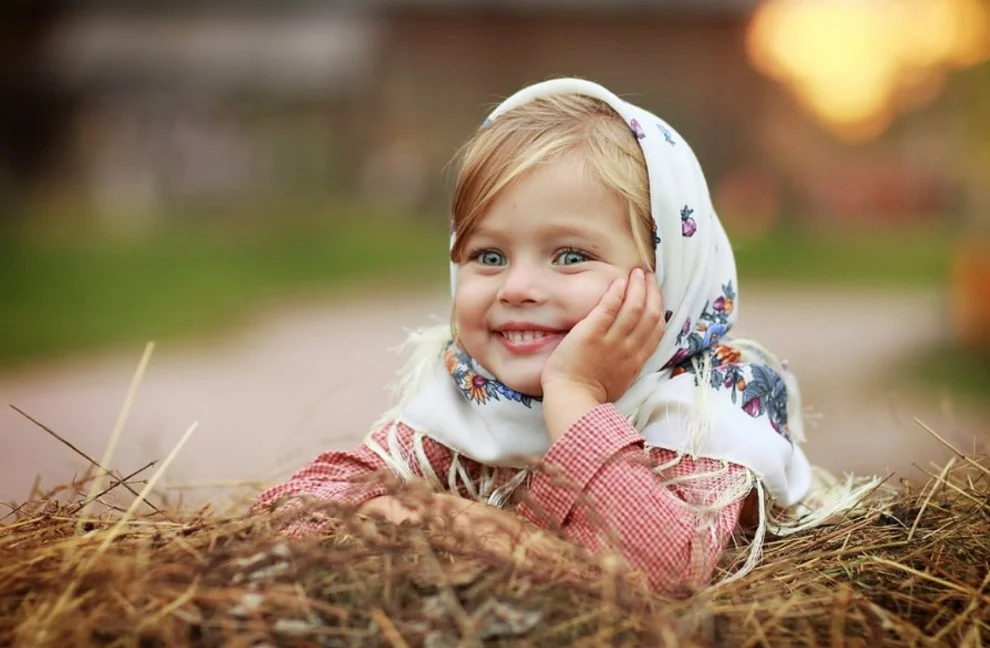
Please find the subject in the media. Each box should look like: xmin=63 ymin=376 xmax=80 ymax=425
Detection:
xmin=0 ymin=201 xmax=955 ymax=367
xmin=731 ymin=225 xmax=953 ymax=288
xmin=0 ymin=202 xmax=448 ymax=368
xmin=900 ymin=343 xmax=990 ymax=410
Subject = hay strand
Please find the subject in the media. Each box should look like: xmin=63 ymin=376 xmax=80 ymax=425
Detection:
xmin=78 ymin=341 xmax=155 ymax=527
xmin=9 ymin=405 xmax=167 ymax=519
xmin=1 ymin=444 xmax=987 ymax=646
xmin=92 ymin=420 xmax=200 ymax=560
xmin=915 ymin=417 xmax=989 ymax=477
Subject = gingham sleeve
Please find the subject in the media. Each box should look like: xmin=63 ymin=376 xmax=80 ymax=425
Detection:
xmin=516 ymin=403 xmax=746 ymax=594
xmin=252 ymin=436 xmax=392 ymax=515
xmin=253 ymin=422 xmax=456 ymax=520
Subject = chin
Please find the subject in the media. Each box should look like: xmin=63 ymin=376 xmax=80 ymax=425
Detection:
xmin=498 ymin=374 xmax=544 ymax=398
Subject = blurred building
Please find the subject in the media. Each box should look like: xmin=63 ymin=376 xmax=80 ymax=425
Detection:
xmin=6 ymin=0 xmax=983 ymax=228
xmin=366 ymin=0 xmax=968 ymax=230
xmin=41 ymin=3 xmax=379 ymax=225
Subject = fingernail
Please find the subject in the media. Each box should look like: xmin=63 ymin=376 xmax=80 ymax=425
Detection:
xmin=633 ymin=268 xmax=643 ymax=278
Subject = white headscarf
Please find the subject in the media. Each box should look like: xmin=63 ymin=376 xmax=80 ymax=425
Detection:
xmin=372 ymin=78 xmax=818 ymax=509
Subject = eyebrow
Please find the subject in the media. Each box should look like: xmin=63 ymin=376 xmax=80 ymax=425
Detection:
xmin=537 ymin=223 xmax=609 ymax=255
xmin=470 ymin=223 xmax=608 ymax=252
xmin=543 ymin=224 xmax=608 ymax=246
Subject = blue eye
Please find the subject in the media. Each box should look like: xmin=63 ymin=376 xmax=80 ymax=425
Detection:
xmin=474 ymin=250 xmax=506 ymax=266
xmin=554 ymin=249 xmax=589 ymax=265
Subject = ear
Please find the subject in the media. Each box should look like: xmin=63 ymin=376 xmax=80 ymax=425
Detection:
xmin=449 ymin=301 xmax=460 ymax=343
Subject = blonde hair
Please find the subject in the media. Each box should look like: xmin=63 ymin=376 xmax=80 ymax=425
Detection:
xmin=449 ymin=93 xmax=654 ymax=269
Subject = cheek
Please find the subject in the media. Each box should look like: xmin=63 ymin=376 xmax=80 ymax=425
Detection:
xmin=568 ymin=273 xmax=623 ymax=318
xmin=453 ymin=280 xmax=489 ymax=330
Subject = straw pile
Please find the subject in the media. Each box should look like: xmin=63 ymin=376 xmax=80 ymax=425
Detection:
xmin=2 ymin=437 xmax=987 ymax=648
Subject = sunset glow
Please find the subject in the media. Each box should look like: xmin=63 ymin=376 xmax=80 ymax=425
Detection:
xmin=747 ymin=0 xmax=990 ymax=140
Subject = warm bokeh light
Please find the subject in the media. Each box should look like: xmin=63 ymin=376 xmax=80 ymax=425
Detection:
xmin=747 ymin=0 xmax=990 ymax=140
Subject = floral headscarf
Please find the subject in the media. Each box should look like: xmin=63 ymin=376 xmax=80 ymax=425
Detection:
xmin=381 ymin=78 xmax=812 ymax=508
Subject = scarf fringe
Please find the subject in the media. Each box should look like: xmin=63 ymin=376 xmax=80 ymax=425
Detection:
xmin=365 ymin=325 xmax=887 ymax=589
xmin=369 ymin=324 xmax=452 ymax=435
xmin=717 ymin=477 xmax=769 ymax=586
xmin=367 ymin=425 xmax=531 ymax=510
xmin=767 ymin=468 xmax=891 ymax=536
xmin=365 ymin=422 xmax=417 ymax=481
xmin=685 ymin=352 xmax=715 ymax=457
xmin=712 ymin=467 xmax=892 ymax=587
xmin=370 ymin=422 xmax=890 ymax=589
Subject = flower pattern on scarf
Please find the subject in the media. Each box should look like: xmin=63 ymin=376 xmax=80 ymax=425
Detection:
xmin=669 ymin=341 xmax=791 ymax=442
xmin=403 ymin=79 xmax=812 ymax=515
xmin=728 ymin=363 xmax=790 ymax=437
xmin=714 ymin=344 xmax=742 ymax=366
xmin=665 ymin=281 xmax=736 ymax=370
xmin=444 ymin=344 xmax=537 ymax=407
xmin=712 ymin=362 xmax=791 ymax=440
xmin=630 ymin=118 xmax=646 ymax=140
xmin=657 ymin=122 xmax=676 ymax=145
xmin=681 ymin=205 xmax=697 ymax=238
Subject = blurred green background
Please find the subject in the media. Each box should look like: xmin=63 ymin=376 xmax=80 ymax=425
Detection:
xmin=0 ymin=213 xmax=958 ymax=364
xmin=1 ymin=0 xmax=988 ymax=397
xmin=3 ymin=0 xmax=990 ymax=508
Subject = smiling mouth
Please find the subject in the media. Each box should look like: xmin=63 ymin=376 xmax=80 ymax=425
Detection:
xmin=498 ymin=330 xmax=555 ymax=343
xmin=494 ymin=329 xmax=567 ymax=354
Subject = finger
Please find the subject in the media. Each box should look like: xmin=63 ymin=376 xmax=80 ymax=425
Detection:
xmin=623 ymin=273 xmax=663 ymax=358
xmin=610 ymin=267 xmax=647 ymax=338
xmin=637 ymin=272 xmax=664 ymax=345
xmin=584 ymin=277 xmax=626 ymax=333
xmin=643 ymin=284 xmax=665 ymax=354
xmin=645 ymin=273 xmax=664 ymax=334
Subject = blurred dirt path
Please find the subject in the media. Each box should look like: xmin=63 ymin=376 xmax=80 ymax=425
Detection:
xmin=1 ymin=287 xmax=985 ymax=510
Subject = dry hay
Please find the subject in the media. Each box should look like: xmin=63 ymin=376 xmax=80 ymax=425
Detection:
xmin=2 ymin=443 xmax=988 ymax=648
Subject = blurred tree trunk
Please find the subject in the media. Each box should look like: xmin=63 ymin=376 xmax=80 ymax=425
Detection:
xmin=0 ymin=5 xmax=75 ymax=225
xmin=951 ymin=61 xmax=990 ymax=353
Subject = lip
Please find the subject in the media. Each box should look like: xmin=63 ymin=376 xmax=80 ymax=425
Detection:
xmin=496 ymin=322 xmax=562 ymax=331
xmin=493 ymin=323 xmax=566 ymax=355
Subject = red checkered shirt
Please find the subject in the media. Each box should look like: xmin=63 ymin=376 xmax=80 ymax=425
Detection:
xmin=255 ymin=403 xmax=747 ymax=594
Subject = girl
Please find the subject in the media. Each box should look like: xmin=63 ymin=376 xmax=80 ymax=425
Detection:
xmin=255 ymin=78 xmax=876 ymax=594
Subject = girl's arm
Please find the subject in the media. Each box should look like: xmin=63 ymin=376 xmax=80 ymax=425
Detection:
xmin=254 ymin=424 xmax=539 ymax=549
xmin=252 ymin=432 xmax=396 ymax=523
xmin=517 ymin=403 xmax=746 ymax=595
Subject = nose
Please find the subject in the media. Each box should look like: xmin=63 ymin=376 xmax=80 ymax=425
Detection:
xmin=497 ymin=261 xmax=546 ymax=306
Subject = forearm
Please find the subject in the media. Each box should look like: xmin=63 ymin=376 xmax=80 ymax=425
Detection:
xmin=519 ymin=404 xmax=744 ymax=594
xmin=360 ymin=493 xmax=561 ymax=558
xmin=256 ymin=422 xmax=455 ymax=531
xmin=569 ymin=446 xmax=743 ymax=592
xmin=254 ymin=453 xmax=389 ymax=513
xmin=542 ymin=381 xmax=605 ymax=442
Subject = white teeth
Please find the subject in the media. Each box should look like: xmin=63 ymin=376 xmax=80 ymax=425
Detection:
xmin=501 ymin=331 xmax=548 ymax=343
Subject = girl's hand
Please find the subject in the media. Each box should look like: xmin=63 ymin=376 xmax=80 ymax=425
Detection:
xmin=360 ymin=493 xmax=573 ymax=563
xmin=541 ymin=267 xmax=665 ymax=407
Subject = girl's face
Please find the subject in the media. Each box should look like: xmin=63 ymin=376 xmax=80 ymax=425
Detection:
xmin=453 ymin=153 xmax=648 ymax=397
